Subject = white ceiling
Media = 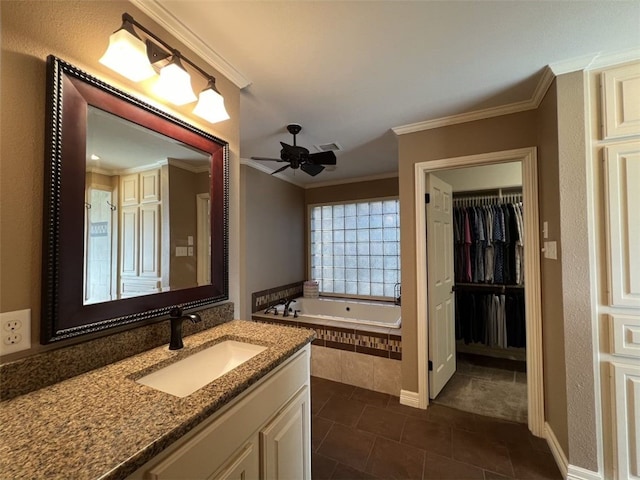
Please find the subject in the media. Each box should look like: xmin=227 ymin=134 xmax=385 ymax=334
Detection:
xmin=146 ymin=1 xmax=640 ymax=187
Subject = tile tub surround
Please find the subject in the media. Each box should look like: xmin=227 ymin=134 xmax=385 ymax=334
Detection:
xmin=0 ymin=302 xmax=234 ymax=401
xmin=0 ymin=320 xmax=315 ymax=480
xmin=311 ymin=345 xmax=402 ymax=396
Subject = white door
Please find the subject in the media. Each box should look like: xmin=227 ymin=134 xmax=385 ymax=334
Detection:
xmin=426 ymin=174 xmax=456 ymax=399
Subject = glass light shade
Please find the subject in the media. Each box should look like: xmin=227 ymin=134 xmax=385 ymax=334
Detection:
xmin=99 ymin=28 xmax=156 ymax=82
xmin=154 ymin=60 xmax=197 ymax=106
xmin=193 ymin=86 xmax=230 ymax=123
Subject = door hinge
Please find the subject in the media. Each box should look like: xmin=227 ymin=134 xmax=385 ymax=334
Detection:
xmin=425 ymin=193 xmax=430 ymax=204
xmin=428 ymin=360 xmax=433 ymax=371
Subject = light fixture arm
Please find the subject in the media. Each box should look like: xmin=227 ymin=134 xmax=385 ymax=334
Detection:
xmin=123 ymin=12 xmax=215 ymax=84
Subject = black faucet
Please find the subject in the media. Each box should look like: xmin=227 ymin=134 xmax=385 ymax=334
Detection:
xmin=282 ymin=299 xmax=295 ymax=318
xmin=169 ymin=306 xmax=202 ymax=350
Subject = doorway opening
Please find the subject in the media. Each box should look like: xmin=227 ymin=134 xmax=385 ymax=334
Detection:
xmin=414 ymin=147 xmax=544 ymax=437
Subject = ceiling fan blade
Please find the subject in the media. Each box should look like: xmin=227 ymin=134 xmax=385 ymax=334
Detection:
xmin=300 ymin=163 xmax=325 ymax=176
xmin=271 ymin=164 xmax=291 ymax=175
xmin=251 ymin=156 xmax=285 ymax=162
xmin=308 ymin=151 xmax=337 ymax=165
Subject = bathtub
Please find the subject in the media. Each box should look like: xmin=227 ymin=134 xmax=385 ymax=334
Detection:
xmin=275 ymin=297 xmax=401 ymax=329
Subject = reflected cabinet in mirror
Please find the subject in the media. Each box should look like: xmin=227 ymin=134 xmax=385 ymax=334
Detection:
xmin=42 ymin=56 xmax=229 ymax=343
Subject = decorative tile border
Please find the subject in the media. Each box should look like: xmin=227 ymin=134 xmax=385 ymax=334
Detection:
xmin=251 ymin=282 xmax=304 ymax=313
xmin=251 ymin=315 xmax=402 ymax=360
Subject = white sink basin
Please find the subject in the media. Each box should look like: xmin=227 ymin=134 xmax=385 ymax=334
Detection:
xmin=137 ymin=340 xmax=267 ymax=398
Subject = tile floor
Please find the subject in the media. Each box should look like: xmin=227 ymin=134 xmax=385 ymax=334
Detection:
xmin=432 ymin=353 xmax=528 ymax=424
xmin=311 ymin=376 xmax=562 ymax=480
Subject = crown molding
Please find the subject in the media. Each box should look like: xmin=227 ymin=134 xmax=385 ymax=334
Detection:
xmin=130 ymin=0 xmax=251 ymax=89
xmin=304 ymin=171 xmax=399 ymax=189
xmin=392 ymin=66 xmax=554 ymax=135
xmin=549 ymin=47 xmax=640 ymax=75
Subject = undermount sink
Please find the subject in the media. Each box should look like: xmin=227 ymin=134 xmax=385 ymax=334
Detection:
xmin=136 ymin=340 xmax=267 ymax=398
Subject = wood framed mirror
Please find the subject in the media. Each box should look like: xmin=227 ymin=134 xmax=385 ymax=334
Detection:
xmin=41 ymin=56 xmax=229 ymax=343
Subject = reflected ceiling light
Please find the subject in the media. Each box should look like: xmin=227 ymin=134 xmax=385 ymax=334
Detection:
xmin=100 ymin=13 xmax=229 ymax=123
xmin=99 ymin=14 xmax=155 ymax=82
xmin=154 ymin=56 xmax=197 ymax=106
xmin=193 ymin=78 xmax=230 ymax=123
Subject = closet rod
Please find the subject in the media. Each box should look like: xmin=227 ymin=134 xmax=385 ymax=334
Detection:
xmin=453 ymin=283 xmax=525 ymax=293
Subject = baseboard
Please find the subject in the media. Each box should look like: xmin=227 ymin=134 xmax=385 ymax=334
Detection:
xmin=567 ymin=465 xmax=603 ymax=480
xmin=399 ymin=389 xmax=420 ymax=408
xmin=544 ymin=422 xmax=569 ymax=478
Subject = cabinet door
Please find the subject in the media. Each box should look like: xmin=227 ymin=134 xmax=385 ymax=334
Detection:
xmin=611 ymin=362 xmax=640 ymax=480
xmin=261 ymin=386 xmax=310 ymax=480
xmin=604 ymin=142 xmax=640 ymax=307
xmin=209 ymin=436 xmax=259 ymax=480
xmin=139 ymin=203 xmax=160 ymax=278
xmin=140 ymin=169 xmax=161 ymax=203
xmin=601 ymin=63 xmax=640 ymax=140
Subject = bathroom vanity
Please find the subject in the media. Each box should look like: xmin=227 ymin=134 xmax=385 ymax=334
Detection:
xmin=0 ymin=320 xmax=314 ymax=479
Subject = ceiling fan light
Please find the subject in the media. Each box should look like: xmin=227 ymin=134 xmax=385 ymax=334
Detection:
xmin=154 ymin=57 xmax=197 ymax=106
xmin=193 ymin=79 xmax=230 ymax=123
xmin=99 ymin=23 xmax=156 ymax=82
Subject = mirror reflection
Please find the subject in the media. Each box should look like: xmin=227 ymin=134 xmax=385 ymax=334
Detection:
xmin=84 ymin=107 xmax=211 ymax=305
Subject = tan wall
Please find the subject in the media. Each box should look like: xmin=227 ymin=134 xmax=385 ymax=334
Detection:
xmin=535 ymin=80 xmax=569 ymax=455
xmin=0 ymin=1 xmax=240 ymax=360
xmin=168 ymin=165 xmax=208 ymax=290
xmin=555 ymin=71 xmax=598 ymax=472
xmin=397 ymin=110 xmax=538 ymax=392
xmin=240 ymin=166 xmax=306 ymax=318
xmin=304 ymin=177 xmax=399 ymax=205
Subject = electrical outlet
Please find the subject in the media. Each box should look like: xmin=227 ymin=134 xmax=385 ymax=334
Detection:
xmin=0 ymin=309 xmax=31 ymax=355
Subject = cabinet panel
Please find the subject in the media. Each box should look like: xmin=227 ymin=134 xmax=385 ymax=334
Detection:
xmin=604 ymin=142 xmax=640 ymax=307
xmin=602 ymin=63 xmax=640 ymax=139
xmin=611 ymin=362 xmax=640 ymax=480
xmin=140 ymin=169 xmax=160 ymax=203
xmin=611 ymin=314 xmax=640 ymax=359
xmin=121 ymin=174 xmax=139 ymax=206
xmin=261 ymin=387 xmax=310 ymax=480
xmin=120 ymin=206 xmax=138 ymax=276
xmin=140 ymin=204 xmax=160 ymax=277
xmin=211 ymin=438 xmax=259 ymax=480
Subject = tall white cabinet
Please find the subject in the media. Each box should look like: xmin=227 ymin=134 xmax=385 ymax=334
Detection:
xmin=119 ymin=168 xmax=165 ymax=297
xmin=596 ymin=61 xmax=640 ymax=480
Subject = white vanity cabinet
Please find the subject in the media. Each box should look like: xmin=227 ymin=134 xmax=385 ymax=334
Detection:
xmin=127 ymin=345 xmax=311 ymax=480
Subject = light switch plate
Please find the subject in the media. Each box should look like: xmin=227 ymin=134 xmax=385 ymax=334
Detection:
xmin=176 ymin=246 xmax=188 ymax=257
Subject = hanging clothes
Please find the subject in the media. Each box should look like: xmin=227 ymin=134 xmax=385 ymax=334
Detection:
xmin=455 ymin=290 xmax=526 ymax=349
xmin=452 ymin=197 xmax=524 ymax=286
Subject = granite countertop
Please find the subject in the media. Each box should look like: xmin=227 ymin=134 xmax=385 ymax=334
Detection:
xmin=0 ymin=320 xmax=315 ymax=480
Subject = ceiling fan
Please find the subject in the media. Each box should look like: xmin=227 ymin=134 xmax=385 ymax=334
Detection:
xmin=251 ymin=124 xmax=337 ymax=176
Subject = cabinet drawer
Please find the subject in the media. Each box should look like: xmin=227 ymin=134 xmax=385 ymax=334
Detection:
xmin=611 ymin=314 xmax=640 ymax=359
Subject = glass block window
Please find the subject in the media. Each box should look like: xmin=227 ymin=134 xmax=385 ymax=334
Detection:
xmin=310 ymin=199 xmax=400 ymax=298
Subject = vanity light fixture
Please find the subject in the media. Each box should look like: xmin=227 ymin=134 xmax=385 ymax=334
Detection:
xmin=100 ymin=13 xmax=229 ymax=123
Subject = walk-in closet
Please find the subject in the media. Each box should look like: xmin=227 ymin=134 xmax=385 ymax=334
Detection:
xmin=430 ymin=162 xmax=528 ymax=424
